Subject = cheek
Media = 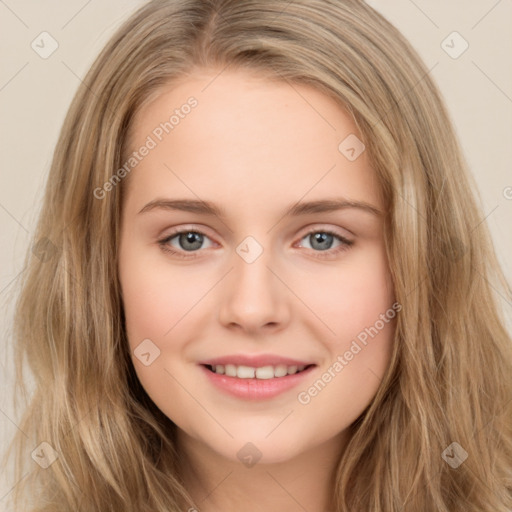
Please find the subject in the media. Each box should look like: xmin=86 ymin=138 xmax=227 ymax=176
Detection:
xmin=295 ymin=245 xmax=395 ymax=408
xmin=120 ymin=264 xmax=172 ymax=345
xmin=300 ymin=245 xmax=394 ymax=343
xmin=119 ymin=242 xmax=204 ymax=346
xmin=118 ymin=244 xmax=202 ymax=426
xmin=294 ymin=250 xmax=395 ymax=425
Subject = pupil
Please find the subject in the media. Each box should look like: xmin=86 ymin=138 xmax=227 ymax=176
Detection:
xmin=311 ymin=232 xmax=333 ymax=251
xmin=180 ymin=232 xmax=203 ymax=251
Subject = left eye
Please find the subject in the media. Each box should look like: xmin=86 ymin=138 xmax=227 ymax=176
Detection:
xmin=298 ymin=230 xmax=347 ymax=252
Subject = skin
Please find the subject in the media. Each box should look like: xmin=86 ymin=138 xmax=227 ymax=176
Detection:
xmin=118 ymin=67 xmax=396 ymax=512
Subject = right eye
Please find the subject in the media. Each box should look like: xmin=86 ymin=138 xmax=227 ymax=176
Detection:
xmin=158 ymin=229 xmax=216 ymax=258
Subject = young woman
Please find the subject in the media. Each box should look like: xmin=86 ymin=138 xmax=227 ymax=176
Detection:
xmin=4 ymin=0 xmax=512 ymax=511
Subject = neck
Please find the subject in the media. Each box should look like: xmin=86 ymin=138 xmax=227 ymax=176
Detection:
xmin=176 ymin=429 xmax=348 ymax=512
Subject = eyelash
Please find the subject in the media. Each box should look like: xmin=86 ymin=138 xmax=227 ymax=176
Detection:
xmin=157 ymin=227 xmax=354 ymax=260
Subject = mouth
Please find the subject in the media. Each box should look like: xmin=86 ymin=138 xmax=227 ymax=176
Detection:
xmin=202 ymin=363 xmax=316 ymax=379
xmin=199 ymin=362 xmax=317 ymax=400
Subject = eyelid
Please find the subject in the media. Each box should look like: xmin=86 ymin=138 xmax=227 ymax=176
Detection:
xmin=159 ymin=224 xmax=217 ymax=241
xmin=298 ymin=223 xmax=353 ymax=240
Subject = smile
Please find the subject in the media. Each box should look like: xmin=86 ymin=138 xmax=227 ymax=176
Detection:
xmin=200 ymin=363 xmax=317 ymax=400
xmin=204 ymin=363 xmax=313 ymax=379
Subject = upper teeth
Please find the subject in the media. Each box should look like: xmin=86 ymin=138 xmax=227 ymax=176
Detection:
xmin=211 ymin=364 xmax=307 ymax=379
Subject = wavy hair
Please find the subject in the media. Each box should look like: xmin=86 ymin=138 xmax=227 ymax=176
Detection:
xmin=3 ymin=0 xmax=512 ymax=510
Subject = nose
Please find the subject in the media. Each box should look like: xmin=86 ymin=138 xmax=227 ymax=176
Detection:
xmin=217 ymin=246 xmax=291 ymax=335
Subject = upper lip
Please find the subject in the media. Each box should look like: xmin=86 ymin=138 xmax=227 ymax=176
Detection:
xmin=199 ymin=354 xmax=316 ymax=367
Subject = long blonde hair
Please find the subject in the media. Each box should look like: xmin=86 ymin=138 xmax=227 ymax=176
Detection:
xmin=4 ymin=0 xmax=512 ymax=510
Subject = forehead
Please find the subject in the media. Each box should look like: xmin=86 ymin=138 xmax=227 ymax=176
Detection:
xmin=123 ymin=69 xmax=382 ymax=216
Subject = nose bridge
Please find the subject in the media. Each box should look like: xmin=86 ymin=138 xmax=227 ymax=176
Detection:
xmin=232 ymin=236 xmax=278 ymax=306
xmin=217 ymin=235 xmax=289 ymax=331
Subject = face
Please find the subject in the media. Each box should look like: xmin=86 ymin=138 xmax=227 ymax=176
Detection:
xmin=118 ymin=68 xmax=396 ymax=465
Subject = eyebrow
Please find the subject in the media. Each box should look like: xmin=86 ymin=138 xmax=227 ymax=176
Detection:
xmin=138 ymin=197 xmax=382 ymax=218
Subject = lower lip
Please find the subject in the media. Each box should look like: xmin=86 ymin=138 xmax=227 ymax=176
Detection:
xmin=199 ymin=364 xmax=316 ymax=400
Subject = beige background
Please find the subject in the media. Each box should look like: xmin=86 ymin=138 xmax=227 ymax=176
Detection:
xmin=1 ymin=0 xmax=511 ymax=505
